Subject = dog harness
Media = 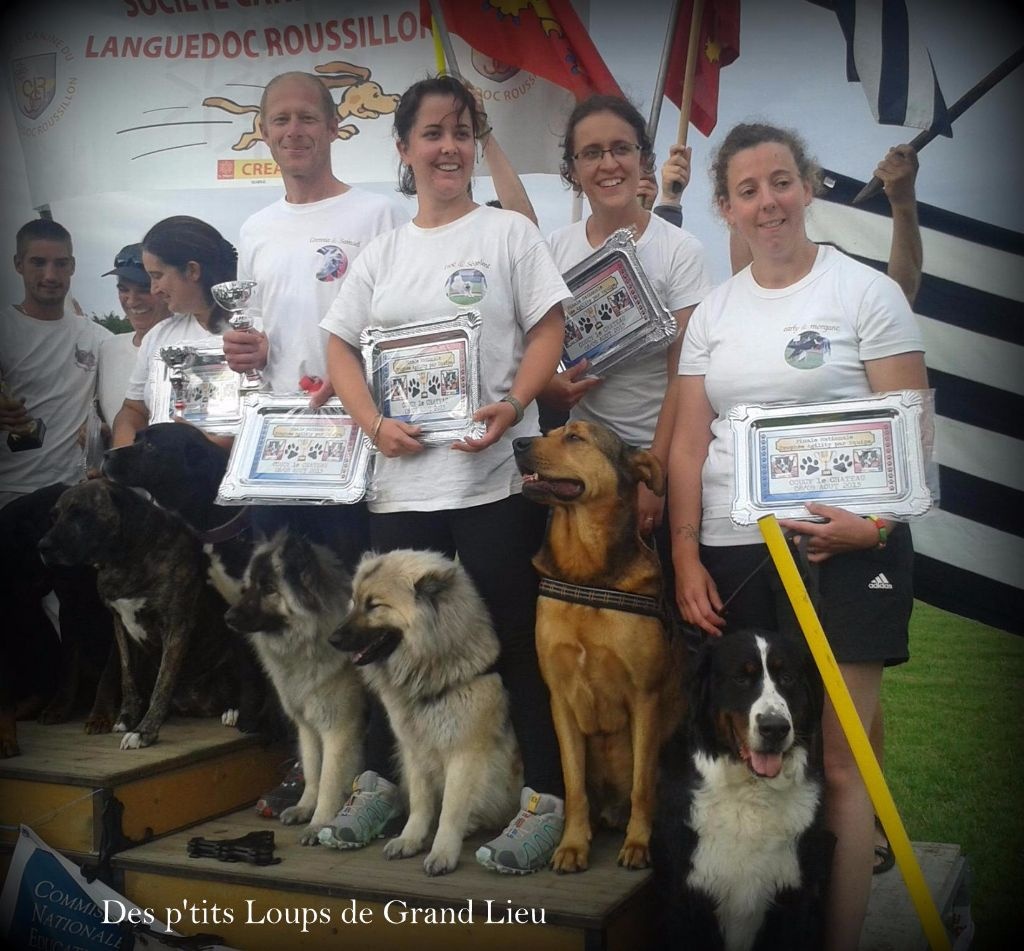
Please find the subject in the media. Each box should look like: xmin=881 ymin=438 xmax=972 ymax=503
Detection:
xmin=538 ymin=577 xmax=665 ymax=621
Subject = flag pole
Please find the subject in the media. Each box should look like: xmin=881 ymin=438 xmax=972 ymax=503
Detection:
xmin=853 ymin=45 xmax=1024 ymax=204
xmin=647 ymin=0 xmax=684 ymax=142
xmin=428 ymin=0 xmax=463 ymax=80
xmin=672 ymin=0 xmax=705 ymax=195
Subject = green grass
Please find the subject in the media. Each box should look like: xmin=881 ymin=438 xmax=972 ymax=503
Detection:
xmin=882 ymin=601 xmax=1024 ymax=947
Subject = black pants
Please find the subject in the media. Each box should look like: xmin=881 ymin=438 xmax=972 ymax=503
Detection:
xmin=251 ymin=501 xmax=370 ymax=574
xmin=365 ymin=493 xmax=564 ymax=797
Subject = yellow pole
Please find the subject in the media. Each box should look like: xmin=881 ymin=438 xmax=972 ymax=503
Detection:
xmin=757 ymin=514 xmax=951 ymax=951
xmin=431 ymin=16 xmax=446 ymax=75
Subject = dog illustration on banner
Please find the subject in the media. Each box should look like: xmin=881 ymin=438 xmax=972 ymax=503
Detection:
xmin=204 ymin=60 xmax=399 ymax=150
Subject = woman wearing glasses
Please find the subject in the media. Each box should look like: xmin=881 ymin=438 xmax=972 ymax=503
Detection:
xmin=544 ymin=96 xmax=711 ymax=545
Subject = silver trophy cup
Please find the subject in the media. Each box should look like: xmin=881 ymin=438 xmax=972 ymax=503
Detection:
xmin=159 ymin=345 xmax=198 ymax=419
xmin=211 ymin=280 xmax=262 ymax=389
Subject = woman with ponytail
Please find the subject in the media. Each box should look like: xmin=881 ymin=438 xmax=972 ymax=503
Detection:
xmin=112 ymin=216 xmax=238 ymax=447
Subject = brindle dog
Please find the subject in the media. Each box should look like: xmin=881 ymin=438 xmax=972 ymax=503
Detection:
xmin=513 ymin=421 xmax=685 ymax=873
xmin=38 ymin=480 xmax=241 ymax=749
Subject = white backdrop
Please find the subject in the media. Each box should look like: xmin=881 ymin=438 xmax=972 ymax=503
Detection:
xmin=1 ymin=0 xmax=1022 ymax=314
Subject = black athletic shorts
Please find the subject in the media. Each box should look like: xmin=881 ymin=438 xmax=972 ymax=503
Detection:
xmin=700 ymin=523 xmax=914 ymax=666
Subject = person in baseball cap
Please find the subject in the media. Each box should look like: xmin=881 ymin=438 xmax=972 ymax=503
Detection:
xmin=97 ymin=243 xmax=171 ymax=427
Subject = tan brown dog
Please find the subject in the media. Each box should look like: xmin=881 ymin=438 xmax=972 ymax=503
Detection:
xmin=512 ymin=421 xmax=685 ymax=873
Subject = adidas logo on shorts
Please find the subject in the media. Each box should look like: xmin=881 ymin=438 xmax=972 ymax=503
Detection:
xmin=868 ymin=573 xmax=894 ymax=590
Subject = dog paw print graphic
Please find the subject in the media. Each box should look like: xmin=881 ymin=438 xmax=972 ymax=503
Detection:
xmin=579 ymin=313 xmax=595 ymax=334
xmin=284 ymin=441 xmax=301 ymax=460
xmin=427 ymin=374 xmax=441 ymax=396
xmin=306 ymin=441 xmax=325 ymax=461
xmin=596 ymin=301 xmax=613 ymax=323
xmin=831 ymin=452 xmax=852 ymax=473
xmin=800 ymin=455 xmax=820 ymax=475
xmin=406 ymin=376 xmax=422 ymax=399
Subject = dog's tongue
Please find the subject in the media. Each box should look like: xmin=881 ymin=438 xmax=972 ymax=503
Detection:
xmin=750 ymin=751 xmax=784 ymax=778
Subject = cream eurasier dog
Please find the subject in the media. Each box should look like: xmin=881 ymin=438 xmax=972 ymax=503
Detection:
xmin=331 ymin=549 xmax=521 ymax=876
xmin=225 ymin=532 xmax=365 ymax=846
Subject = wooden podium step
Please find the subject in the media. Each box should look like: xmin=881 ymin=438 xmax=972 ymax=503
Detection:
xmin=115 ymin=808 xmax=656 ymax=951
xmin=0 ymin=719 xmax=288 ymax=874
xmin=113 ymin=808 xmax=971 ymax=951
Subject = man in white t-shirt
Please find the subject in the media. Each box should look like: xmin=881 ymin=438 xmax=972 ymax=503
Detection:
xmin=1 ymin=220 xmax=112 ymax=742
xmin=218 ymin=68 xmax=408 ymax=812
xmin=96 ymin=243 xmax=171 ymax=428
xmin=223 ymin=71 xmax=407 ymax=401
xmin=222 ymin=71 xmax=407 ymax=566
xmin=0 ymin=220 xmax=110 ymax=507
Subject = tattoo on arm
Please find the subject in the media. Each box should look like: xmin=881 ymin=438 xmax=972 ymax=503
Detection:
xmin=673 ymin=523 xmax=699 ymax=541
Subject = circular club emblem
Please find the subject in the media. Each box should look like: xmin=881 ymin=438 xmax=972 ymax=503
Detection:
xmin=315 ymin=245 xmax=348 ymax=282
xmin=445 ymin=268 xmax=487 ymax=305
xmin=471 ymin=51 xmax=520 ymax=84
xmin=784 ymin=331 xmax=832 ymax=369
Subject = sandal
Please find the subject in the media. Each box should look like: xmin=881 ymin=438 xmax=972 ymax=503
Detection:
xmin=873 ymin=817 xmax=895 ymax=875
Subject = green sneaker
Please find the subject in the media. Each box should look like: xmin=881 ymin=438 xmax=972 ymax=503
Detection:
xmin=475 ymin=788 xmax=564 ymax=874
xmin=318 ymin=771 xmax=400 ymax=849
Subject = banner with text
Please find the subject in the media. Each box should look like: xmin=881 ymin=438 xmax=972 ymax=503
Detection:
xmin=3 ymin=0 xmax=575 ymax=205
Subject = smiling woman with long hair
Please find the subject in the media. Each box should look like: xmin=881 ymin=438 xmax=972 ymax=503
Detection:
xmin=320 ymin=75 xmax=571 ymax=874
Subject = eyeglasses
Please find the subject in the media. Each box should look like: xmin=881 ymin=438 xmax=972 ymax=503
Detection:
xmin=572 ymin=142 xmax=641 ymax=164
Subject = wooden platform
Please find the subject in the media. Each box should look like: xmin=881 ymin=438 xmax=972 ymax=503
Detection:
xmin=0 ymin=718 xmax=288 ymax=861
xmin=114 ymin=809 xmax=970 ymax=951
xmin=115 ymin=809 xmax=655 ymax=950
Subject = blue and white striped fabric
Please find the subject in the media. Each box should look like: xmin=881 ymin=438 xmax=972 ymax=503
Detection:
xmin=818 ymin=0 xmax=952 ymax=135
xmin=807 ymin=172 xmax=1023 ymax=634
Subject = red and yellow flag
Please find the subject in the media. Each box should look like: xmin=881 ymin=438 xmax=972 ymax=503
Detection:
xmin=664 ymin=0 xmax=741 ymax=136
xmin=422 ymin=0 xmax=622 ymax=101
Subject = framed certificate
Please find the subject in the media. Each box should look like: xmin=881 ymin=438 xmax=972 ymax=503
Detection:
xmin=217 ymin=395 xmax=372 ymax=505
xmin=729 ymin=391 xmax=933 ymax=524
xmin=149 ymin=343 xmax=244 ymax=435
xmin=560 ymin=228 xmax=677 ymax=373
xmin=361 ymin=312 xmax=485 ymax=447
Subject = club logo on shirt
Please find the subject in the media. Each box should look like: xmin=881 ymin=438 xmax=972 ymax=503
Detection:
xmin=445 ymin=268 xmax=487 ymax=305
xmin=74 ymin=344 xmax=97 ymax=371
xmin=784 ymin=331 xmax=832 ymax=369
xmin=315 ymin=245 xmax=348 ymax=282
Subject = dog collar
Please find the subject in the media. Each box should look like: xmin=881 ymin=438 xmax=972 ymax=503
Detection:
xmin=199 ymin=507 xmax=252 ymax=544
xmin=538 ymin=577 xmax=665 ymax=621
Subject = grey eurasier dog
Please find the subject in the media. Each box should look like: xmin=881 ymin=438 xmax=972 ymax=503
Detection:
xmin=225 ymin=531 xmax=365 ymax=846
xmin=331 ymin=549 xmax=521 ymax=876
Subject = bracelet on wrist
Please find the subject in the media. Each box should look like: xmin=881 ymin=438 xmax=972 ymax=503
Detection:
xmin=369 ymin=412 xmax=384 ymax=446
xmin=500 ymin=394 xmax=524 ymax=426
xmin=866 ymin=515 xmax=888 ymax=549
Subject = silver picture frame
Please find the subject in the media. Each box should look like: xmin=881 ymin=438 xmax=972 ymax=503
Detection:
xmin=148 ymin=342 xmax=244 ymax=435
xmin=560 ymin=228 xmax=677 ymax=374
xmin=217 ymin=394 xmax=372 ymax=505
xmin=360 ymin=311 xmax=485 ymax=448
xmin=729 ymin=391 xmax=934 ymax=525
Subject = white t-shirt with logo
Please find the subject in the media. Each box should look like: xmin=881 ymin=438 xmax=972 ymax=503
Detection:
xmin=238 ymin=189 xmax=408 ymax=395
xmin=320 ymin=205 xmax=570 ymax=513
xmin=125 ymin=314 xmax=222 ymax=416
xmin=678 ymin=244 xmax=924 ymax=545
xmin=0 ymin=308 xmax=110 ymax=505
xmin=547 ymin=213 xmax=711 ymax=448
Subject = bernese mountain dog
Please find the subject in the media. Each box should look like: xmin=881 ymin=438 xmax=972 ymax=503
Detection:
xmin=652 ymin=628 xmax=834 ymax=951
